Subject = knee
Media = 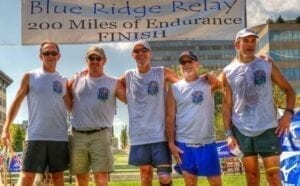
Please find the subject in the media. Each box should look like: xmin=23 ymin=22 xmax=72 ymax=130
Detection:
xmin=140 ymin=166 xmax=153 ymax=181
xmin=245 ymin=172 xmax=260 ymax=185
xmin=265 ymin=169 xmax=281 ymax=185
xmin=21 ymin=172 xmax=35 ymax=185
xmin=157 ymin=166 xmax=172 ymax=185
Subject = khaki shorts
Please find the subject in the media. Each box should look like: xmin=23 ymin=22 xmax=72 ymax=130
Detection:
xmin=69 ymin=128 xmax=113 ymax=174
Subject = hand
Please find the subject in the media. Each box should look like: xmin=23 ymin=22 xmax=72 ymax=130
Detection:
xmin=226 ymin=136 xmax=239 ymax=150
xmin=202 ymin=72 xmax=220 ymax=88
xmin=276 ymin=112 xmax=292 ymax=137
xmin=259 ymin=55 xmax=274 ymax=63
xmin=79 ymin=67 xmax=88 ymax=77
xmin=168 ymin=143 xmax=183 ymax=164
xmin=1 ymin=130 xmax=10 ymax=147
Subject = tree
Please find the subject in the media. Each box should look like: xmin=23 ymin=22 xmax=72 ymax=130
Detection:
xmin=296 ymin=16 xmax=300 ymax=23
xmin=266 ymin=18 xmax=274 ymax=24
xmin=276 ymin=15 xmax=285 ymax=23
xmin=10 ymin=124 xmax=25 ymax=152
xmin=120 ymin=125 xmax=128 ymax=149
xmin=272 ymin=84 xmax=286 ymax=109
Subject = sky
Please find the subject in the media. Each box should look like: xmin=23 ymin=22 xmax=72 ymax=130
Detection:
xmin=0 ymin=0 xmax=299 ymax=136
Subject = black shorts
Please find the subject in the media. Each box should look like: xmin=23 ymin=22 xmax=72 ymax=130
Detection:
xmin=22 ymin=141 xmax=69 ymax=173
xmin=233 ymin=126 xmax=281 ymax=158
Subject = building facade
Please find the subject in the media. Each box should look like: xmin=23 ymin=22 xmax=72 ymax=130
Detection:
xmin=253 ymin=22 xmax=300 ymax=92
xmin=0 ymin=70 xmax=13 ymax=133
xmin=149 ymin=40 xmax=236 ymax=70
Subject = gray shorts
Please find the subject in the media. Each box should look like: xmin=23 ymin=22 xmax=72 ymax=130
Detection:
xmin=22 ymin=141 xmax=69 ymax=173
xmin=69 ymin=128 xmax=113 ymax=174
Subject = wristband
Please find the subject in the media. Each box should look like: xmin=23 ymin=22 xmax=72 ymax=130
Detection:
xmin=285 ymin=108 xmax=294 ymax=116
xmin=225 ymin=129 xmax=233 ymax=137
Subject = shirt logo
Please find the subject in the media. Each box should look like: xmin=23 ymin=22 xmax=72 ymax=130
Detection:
xmin=147 ymin=81 xmax=159 ymax=96
xmin=53 ymin=81 xmax=62 ymax=95
xmin=253 ymin=70 xmax=266 ymax=86
xmin=97 ymin=87 xmax=109 ymax=102
xmin=192 ymin=91 xmax=203 ymax=104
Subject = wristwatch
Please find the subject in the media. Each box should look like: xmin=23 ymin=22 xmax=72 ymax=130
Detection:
xmin=285 ymin=108 xmax=294 ymax=116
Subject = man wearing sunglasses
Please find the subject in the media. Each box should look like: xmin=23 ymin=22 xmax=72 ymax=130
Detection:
xmin=165 ymin=51 xmax=222 ymax=186
xmin=119 ymin=40 xmax=179 ymax=186
xmin=1 ymin=41 xmax=69 ymax=186
xmin=67 ymin=46 xmax=126 ymax=186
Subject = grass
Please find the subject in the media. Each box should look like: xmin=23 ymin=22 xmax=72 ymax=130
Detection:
xmin=108 ymin=174 xmax=268 ymax=186
xmin=63 ymin=174 xmax=268 ymax=186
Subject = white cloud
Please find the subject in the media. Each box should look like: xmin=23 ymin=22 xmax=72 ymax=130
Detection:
xmin=247 ymin=0 xmax=300 ymax=27
xmin=103 ymin=42 xmax=132 ymax=51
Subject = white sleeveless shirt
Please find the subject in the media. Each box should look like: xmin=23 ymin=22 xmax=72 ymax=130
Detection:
xmin=172 ymin=77 xmax=215 ymax=144
xmin=125 ymin=67 xmax=165 ymax=145
xmin=71 ymin=74 xmax=117 ymax=130
xmin=27 ymin=68 xmax=68 ymax=141
xmin=224 ymin=57 xmax=277 ymax=137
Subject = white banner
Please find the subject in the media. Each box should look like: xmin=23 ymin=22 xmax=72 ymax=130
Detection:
xmin=22 ymin=0 xmax=246 ymax=45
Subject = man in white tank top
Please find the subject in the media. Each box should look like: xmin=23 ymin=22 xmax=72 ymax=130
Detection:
xmin=119 ymin=40 xmax=179 ymax=186
xmin=67 ymin=46 xmax=126 ymax=186
xmin=166 ymin=51 xmax=222 ymax=186
xmin=1 ymin=41 xmax=70 ymax=186
xmin=221 ymin=28 xmax=295 ymax=186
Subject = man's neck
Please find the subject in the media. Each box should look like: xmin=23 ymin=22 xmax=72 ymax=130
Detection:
xmin=237 ymin=55 xmax=255 ymax=63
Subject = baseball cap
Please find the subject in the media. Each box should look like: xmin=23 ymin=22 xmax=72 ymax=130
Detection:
xmin=235 ymin=28 xmax=259 ymax=41
xmin=86 ymin=46 xmax=106 ymax=60
xmin=132 ymin=40 xmax=152 ymax=51
xmin=179 ymin=51 xmax=198 ymax=63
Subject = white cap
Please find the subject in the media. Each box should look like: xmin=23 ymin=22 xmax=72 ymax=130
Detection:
xmin=132 ymin=40 xmax=152 ymax=52
xmin=235 ymin=28 xmax=258 ymax=42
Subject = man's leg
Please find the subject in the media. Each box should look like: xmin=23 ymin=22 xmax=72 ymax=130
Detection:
xmin=207 ymin=175 xmax=222 ymax=186
xmin=262 ymin=155 xmax=281 ymax=186
xmin=20 ymin=172 xmax=36 ymax=186
xmin=51 ymin=171 xmax=64 ymax=186
xmin=156 ymin=165 xmax=172 ymax=186
xmin=140 ymin=165 xmax=153 ymax=186
xmin=75 ymin=173 xmax=90 ymax=186
xmin=94 ymin=172 xmax=109 ymax=186
xmin=242 ymin=156 xmax=260 ymax=186
xmin=182 ymin=171 xmax=197 ymax=186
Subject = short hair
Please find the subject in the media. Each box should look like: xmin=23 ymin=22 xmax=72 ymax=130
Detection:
xmin=40 ymin=40 xmax=60 ymax=54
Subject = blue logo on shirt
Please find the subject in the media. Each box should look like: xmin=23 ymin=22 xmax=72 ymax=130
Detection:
xmin=97 ymin=87 xmax=109 ymax=102
xmin=192 ymin=91 xmax=203 ymax=104
xmin=253 ymin=70 xmax=266 ymax=86
xmin=147 ymin=81 xmax=159 ymax=95
xmin=53 ymin=81 xmax=62 ymax=95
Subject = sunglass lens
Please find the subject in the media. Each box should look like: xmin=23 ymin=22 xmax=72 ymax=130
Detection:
xmin=42 ymin=51 xmax=58 ymax=56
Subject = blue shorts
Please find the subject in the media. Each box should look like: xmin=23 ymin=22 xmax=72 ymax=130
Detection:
xmin=175 ymin=141 xmax=221 ymax=177
xmin=129 ymin=142 xmax=171 ymax=167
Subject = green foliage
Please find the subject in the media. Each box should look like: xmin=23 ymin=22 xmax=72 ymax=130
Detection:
xmin=272 ymin=84 xmax=286 ymax=109
xmin=266 ymin=18 xmax=274 ymax=24
xmin=296 ymin=16 xmax=300 ymax=23
xmin=10 ymin=124 xmax=25 ymax=152
xmin=275 ymin=15 xmax=285 ymax=23
xmin=120 ymin=125 xmax=128 ymax=149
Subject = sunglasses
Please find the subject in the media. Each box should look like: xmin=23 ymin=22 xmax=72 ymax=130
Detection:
xmin=88 ymin=56 xmax=102 ymax=61
xmin=180 ymin=60 xmax=193 ymax=65
xmin=133 ymin=48 xmax=149 ymax=54
xmin=42 ymin=51 xmax=59 ymax=56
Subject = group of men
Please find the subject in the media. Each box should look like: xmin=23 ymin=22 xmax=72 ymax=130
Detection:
xmin=1 ymin=27 xmax=296 ymax=186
